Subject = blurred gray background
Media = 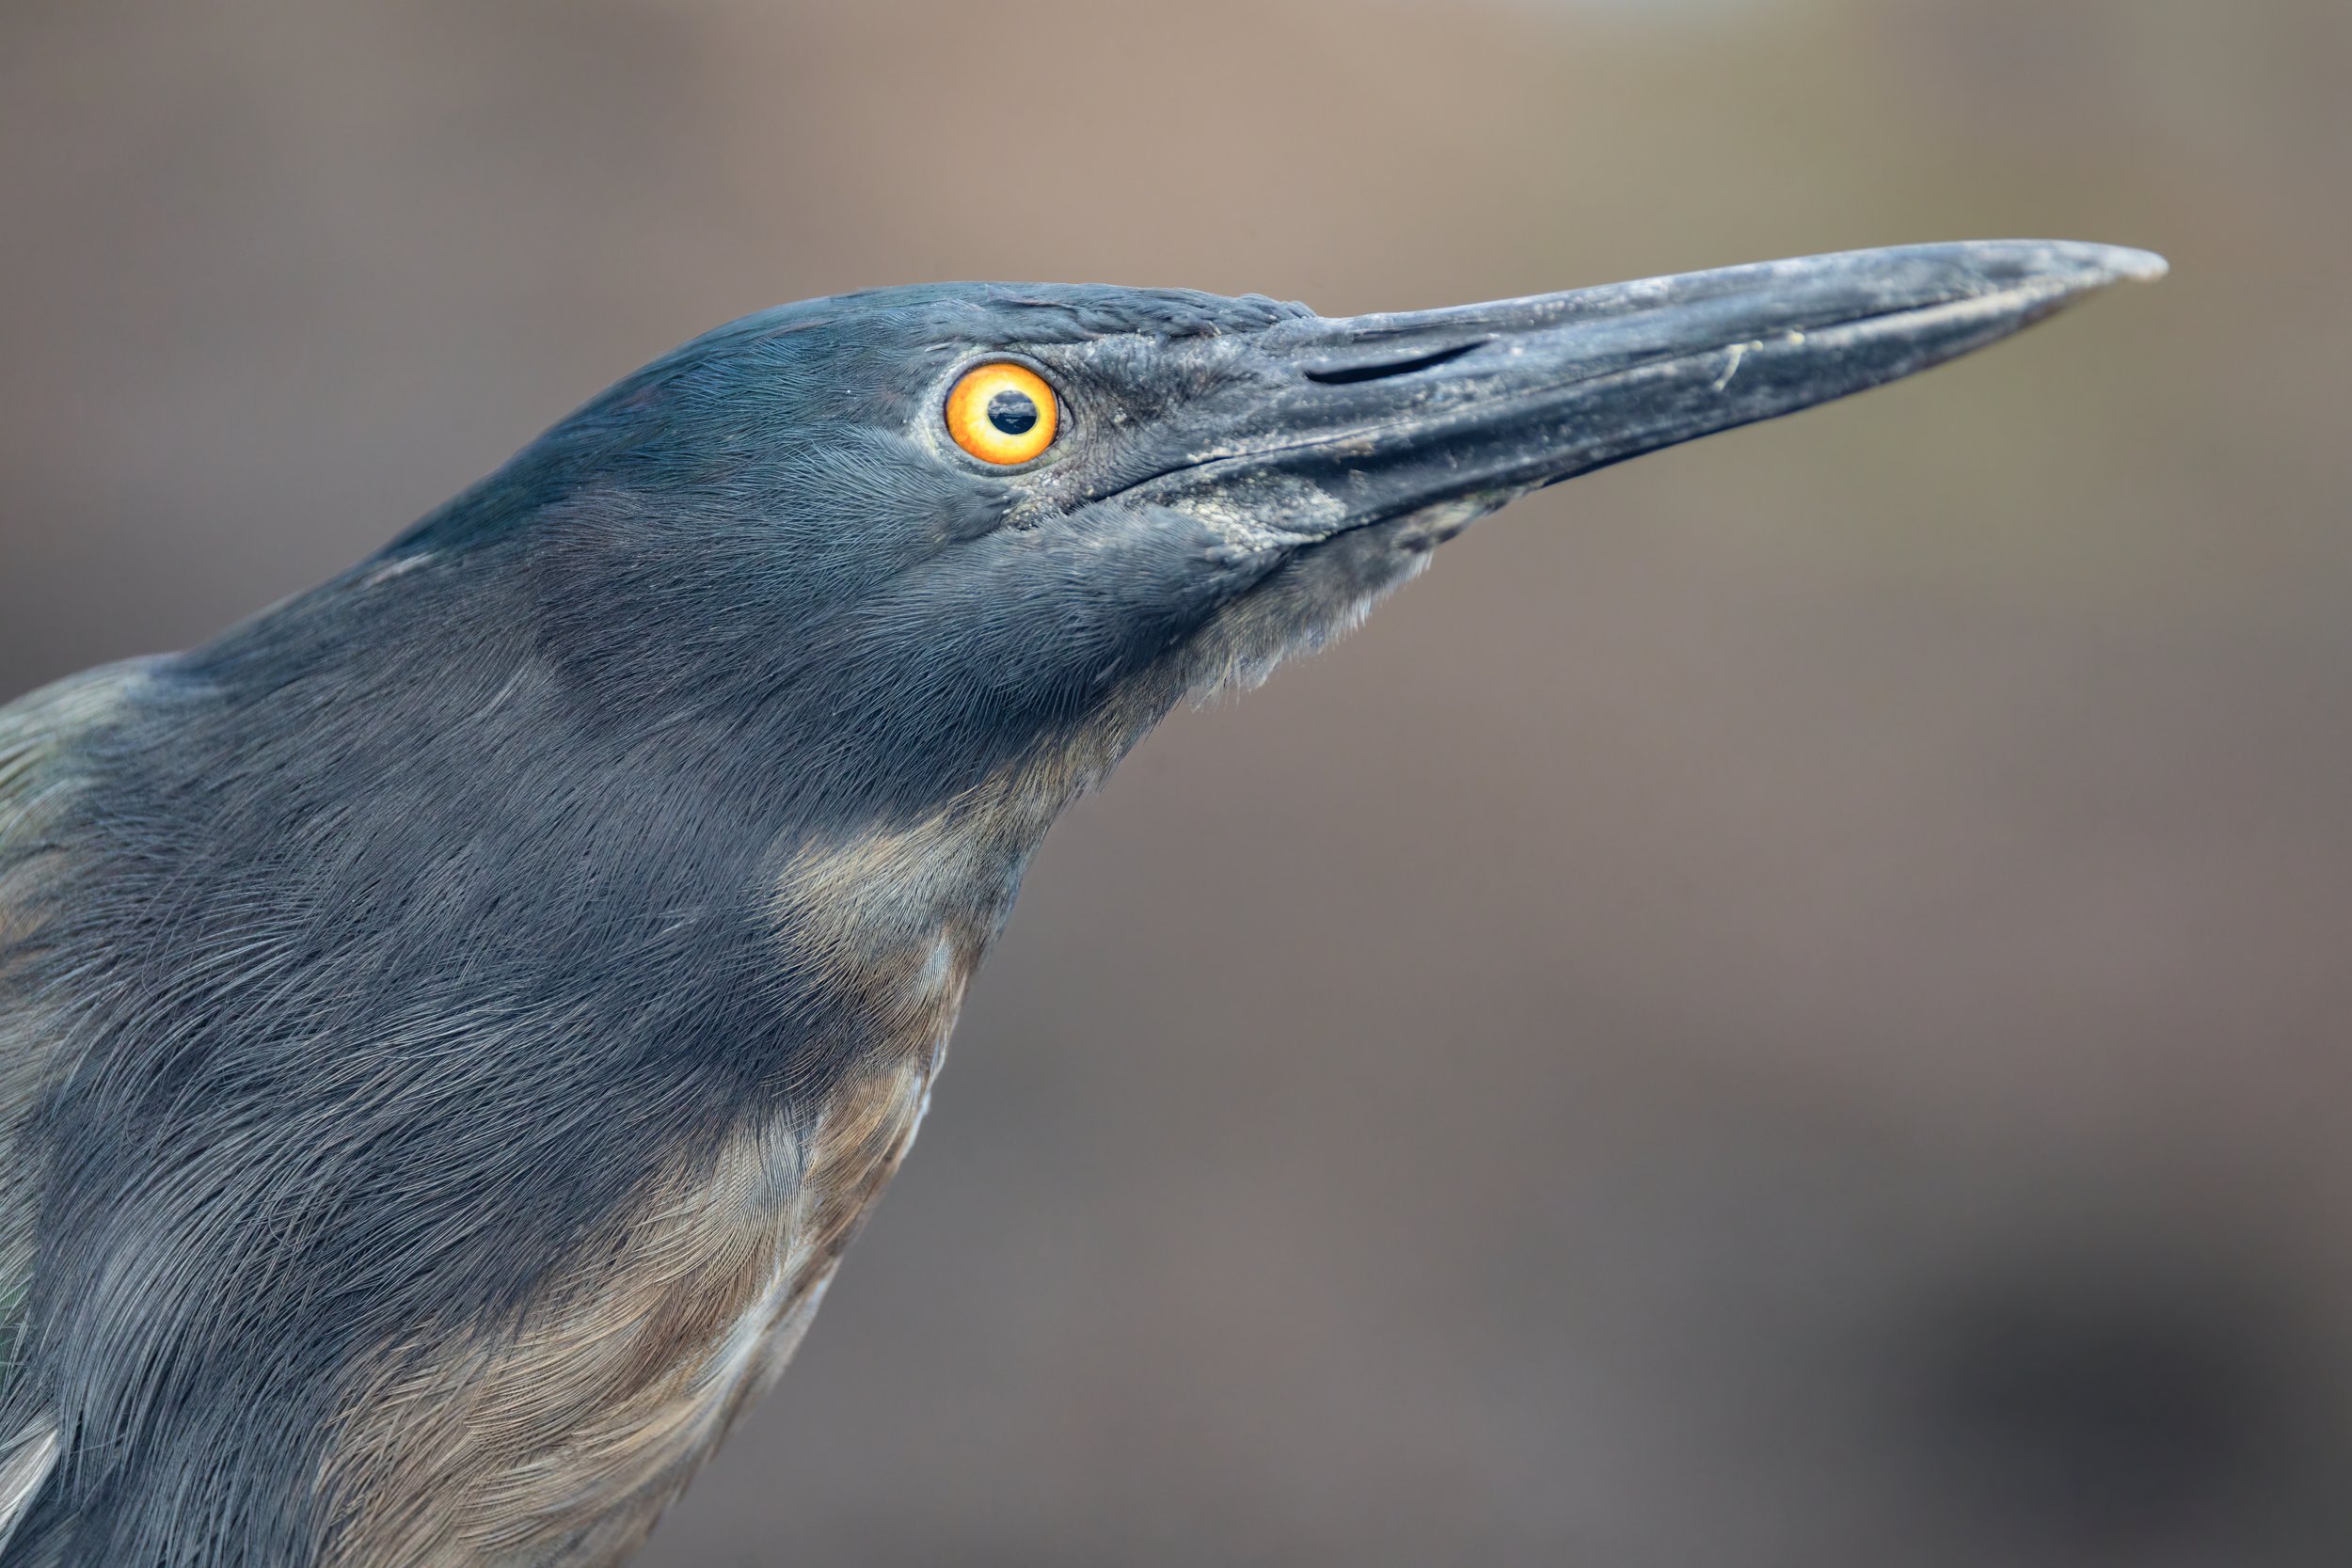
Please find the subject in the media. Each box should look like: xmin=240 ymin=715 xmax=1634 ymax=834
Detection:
xmin=4 ymin=1 xmax=2347 ymax=1563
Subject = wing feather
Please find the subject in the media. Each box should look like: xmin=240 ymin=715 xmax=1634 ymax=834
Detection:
xmin=0 ymin=1418 xmax=57 ymax=1556
xmin=0 ymin=661 xmax=157 ymax=1559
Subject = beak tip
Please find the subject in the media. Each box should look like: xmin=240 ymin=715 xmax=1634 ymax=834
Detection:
xmin=1963 ymin=239 xmax=2166 ymax=311
xmin=2052 ymin=241 xmax=2169 ymax=288
xmin=2095 ymin=244 xmax=2170 ymax=284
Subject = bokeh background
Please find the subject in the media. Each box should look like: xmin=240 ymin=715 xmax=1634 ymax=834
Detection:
xmin=4 ymin=1 xmax=2347 ymax=1562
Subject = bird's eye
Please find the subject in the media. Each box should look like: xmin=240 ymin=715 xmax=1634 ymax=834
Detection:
xmin=945 ymin=362 xmax=1059 ymax=466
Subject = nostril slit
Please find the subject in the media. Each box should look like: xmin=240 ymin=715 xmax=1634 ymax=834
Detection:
xmin=1303 ymin=340 xmax=1486 ymax=385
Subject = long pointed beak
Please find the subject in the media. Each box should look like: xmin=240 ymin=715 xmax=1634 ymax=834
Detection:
xmin=1134 ymin=240 xmax=2166 ymax=541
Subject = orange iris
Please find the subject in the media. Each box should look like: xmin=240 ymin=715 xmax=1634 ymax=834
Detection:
xmin=945 ymin=362 xmax=1059 ymax=465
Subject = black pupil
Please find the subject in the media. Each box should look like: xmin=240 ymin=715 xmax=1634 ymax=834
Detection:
xmin=986 ymin=388 xmax=1040 ymax=436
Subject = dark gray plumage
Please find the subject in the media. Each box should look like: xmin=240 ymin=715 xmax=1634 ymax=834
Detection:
xmin=0 ymin=241 xmax=2163 ymax=1567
